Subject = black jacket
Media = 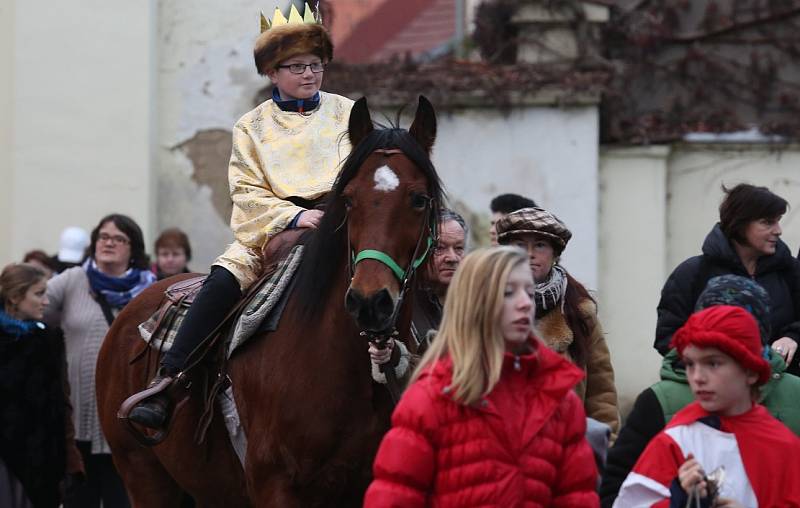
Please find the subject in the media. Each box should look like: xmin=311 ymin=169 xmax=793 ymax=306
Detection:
xmin=410 ymin=287 xmax=442 ymax=355
xmin=655 ymin=223 xmax=800 ymax=373
xmin=0 ymin=324 xmax=67 ymax=508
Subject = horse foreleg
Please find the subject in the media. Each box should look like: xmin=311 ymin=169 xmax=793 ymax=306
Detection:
xmin=248 ymin=471 xmax=305 ymax=508
xmin=112 ymin=448 xmax=188 ymax=508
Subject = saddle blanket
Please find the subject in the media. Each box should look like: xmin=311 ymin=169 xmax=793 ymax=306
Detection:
xmin=137 ymin=244 xmax=304 ymax=467
xmin=138 ymin=244 xmax=304 ymax=358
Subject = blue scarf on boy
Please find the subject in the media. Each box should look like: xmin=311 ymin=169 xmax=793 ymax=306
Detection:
xmin=272 ymin=87 xmax=320 ymax=113
xmin=84 ymin=259 xmax=156 ymax=308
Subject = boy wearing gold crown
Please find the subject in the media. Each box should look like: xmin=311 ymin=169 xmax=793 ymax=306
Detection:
xmin=128 ymin=4 xmax=354 ymax=430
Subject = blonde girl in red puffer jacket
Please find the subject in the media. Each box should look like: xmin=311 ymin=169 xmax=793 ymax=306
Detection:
xmin=365 ymin=246 xmax=600 ymax=508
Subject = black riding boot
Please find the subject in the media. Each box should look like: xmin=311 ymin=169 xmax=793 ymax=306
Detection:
xmin=128 ymin=266 xmax=241 ymax=429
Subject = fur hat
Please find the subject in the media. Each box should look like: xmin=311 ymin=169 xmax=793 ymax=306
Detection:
xmin=671 ymin=305 xmax=770 ymax=385
xmin=495 ymin=207 xmax=572 ymax=254
xmin=254 ymin=23 xmax=333 ymax=76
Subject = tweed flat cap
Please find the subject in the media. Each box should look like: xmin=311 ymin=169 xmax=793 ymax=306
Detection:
xmin=495 ymin=207 xmax=572 ymax=252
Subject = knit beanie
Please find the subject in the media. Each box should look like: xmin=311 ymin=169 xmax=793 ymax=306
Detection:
xmin=695 ymin=275 xmax=771 ymax=344
xmin=671 ymin=305 xmax=770 ymax=385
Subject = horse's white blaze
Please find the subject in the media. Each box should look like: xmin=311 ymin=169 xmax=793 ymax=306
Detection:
xmin=373 ymin=165 xmax=400 ymax=192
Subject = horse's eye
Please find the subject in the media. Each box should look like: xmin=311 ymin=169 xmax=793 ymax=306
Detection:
xmin=343 ymin=196 xmax=353 ymax=209
xmin=411 ymin=194 xmax=429 ymax=210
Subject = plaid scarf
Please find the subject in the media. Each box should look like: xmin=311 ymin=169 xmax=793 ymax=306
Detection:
xmin=84 ymin=259 xmax=156 ymax=308
xmin=534 ymin=264 xmax=568 ymax=315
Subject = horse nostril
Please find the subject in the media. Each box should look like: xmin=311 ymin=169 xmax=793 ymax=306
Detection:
xmin=345 ymin=289 xmax=362 ymax=314
xmin=374 ymin=288 xmax=395 ymax=319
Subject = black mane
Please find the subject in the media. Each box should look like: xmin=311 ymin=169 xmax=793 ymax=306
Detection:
xmin=293 ymin=126 xmax=444 ymax=320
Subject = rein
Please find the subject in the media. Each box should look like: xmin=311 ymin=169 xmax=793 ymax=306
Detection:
xmin=347 ymin=147 xmax=438 ymax=403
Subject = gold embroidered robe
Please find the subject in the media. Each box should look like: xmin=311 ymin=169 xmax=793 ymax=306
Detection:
xmin=214 ymin=91 xmax=354 ymax=289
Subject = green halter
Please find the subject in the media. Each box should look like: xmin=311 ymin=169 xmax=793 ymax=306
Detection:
xmin=353 ymin=236 xmax=433 ymax=282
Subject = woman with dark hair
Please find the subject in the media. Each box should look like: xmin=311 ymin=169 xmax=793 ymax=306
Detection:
xmin=496 ymin=207 xmax=620 ymax=438
xmin=151 ymin=227 xmax=192 ymax=280
xmin=0 ymin=263 xmax=84 ymax=508
xmin=44 ymin=213 xmax=155 ymax=508
xmin=22 ymin=250 xmax=58 ymax=279
xmin=655 ymin=183 xmax=800 ymax=374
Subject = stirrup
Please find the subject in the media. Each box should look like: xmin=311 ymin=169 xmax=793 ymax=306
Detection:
xmin=118 ymin=372 xmax=188 ymax=446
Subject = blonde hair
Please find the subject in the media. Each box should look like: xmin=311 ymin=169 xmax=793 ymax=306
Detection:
xmin=411 ymin=246 xmax=529 ymax=405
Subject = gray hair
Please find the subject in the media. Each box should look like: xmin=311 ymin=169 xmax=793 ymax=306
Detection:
xmin=439 ymin=208 xmax=469 ymax=241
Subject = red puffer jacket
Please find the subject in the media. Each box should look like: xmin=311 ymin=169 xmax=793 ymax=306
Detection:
xmin=365 ymin=339 xmax=600 ymax=507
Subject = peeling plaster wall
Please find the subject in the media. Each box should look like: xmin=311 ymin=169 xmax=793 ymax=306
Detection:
xmin=154 ymin=2 xmax=603 ymax=280
xmin=156 ymin=1 xmax=290 ymax=270
xmin=2 ymin=0 xmax=155 ymax=265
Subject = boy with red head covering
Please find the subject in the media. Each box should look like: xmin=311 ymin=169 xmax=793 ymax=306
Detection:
xmin=614 ymin=305 xmax=800 ymax=507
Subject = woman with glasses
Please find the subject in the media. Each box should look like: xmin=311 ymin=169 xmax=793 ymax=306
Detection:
xmin=44 ymin=214 xmax=155 ymax=508
xmin=127 ymin=5 xmax=355 ymax=431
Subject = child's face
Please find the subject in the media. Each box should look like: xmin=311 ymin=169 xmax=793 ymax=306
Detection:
xmin=500 ymin=263 xmax=535 ymax=348
xmin=267 ymin=53 xmax=324 ymax=101
xmin=683 ymin=345 xmax=759 ymax=417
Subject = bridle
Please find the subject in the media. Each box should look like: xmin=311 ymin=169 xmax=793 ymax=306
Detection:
xmin=345 ymin=147 xmax=438 ymax=402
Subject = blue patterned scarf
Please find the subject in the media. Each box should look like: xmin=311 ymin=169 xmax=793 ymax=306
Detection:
xmin=272 ymin=87 xmax=320 ymax=113
xmin=84 ymin=259 xmax=156 ymax=308
xmin=0 ymin=308 xmax=43 ymax=338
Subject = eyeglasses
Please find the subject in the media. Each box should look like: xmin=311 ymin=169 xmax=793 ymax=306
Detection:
xmin=277 ymin=62 xmax=326 ymax=74
xmin=98 ymin=233 xmax=130 ymax=246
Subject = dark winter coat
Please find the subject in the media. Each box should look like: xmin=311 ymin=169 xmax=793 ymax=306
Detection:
xmin=655 ymin=223 xmax=800 ymax=373
xmin=0 ymin=324 xmax=68 ymax=508
xmin=410 ymin=287 xmax=442 ymax=356
xmin=364 ymin=339 xmax=600 ymax=507
xmin=598 ymin=348 xmax=800 ymax=507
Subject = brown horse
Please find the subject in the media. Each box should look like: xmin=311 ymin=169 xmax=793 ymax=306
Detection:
xmin=96 ymin=96 xmax=443 ymax=507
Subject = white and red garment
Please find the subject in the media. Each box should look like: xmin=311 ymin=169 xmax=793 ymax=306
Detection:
xmin=614 ymin=401 xmax=800 ymax=507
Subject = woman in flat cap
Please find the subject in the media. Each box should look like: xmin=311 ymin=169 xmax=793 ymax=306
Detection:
xmin=496 ymin=207 xmax=620 ymax=439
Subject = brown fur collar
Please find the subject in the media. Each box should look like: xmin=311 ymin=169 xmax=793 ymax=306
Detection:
xmin=254 ymin=23 xmax=333 ymax=76
xmin=535 ymin=298 xmax=596 ymax=357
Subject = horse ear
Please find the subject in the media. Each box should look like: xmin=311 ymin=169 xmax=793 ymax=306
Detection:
xmin=348 ymin=97 xmax=374 ymax=148
xmin=408 ymin=95 xmax=437 ymax=154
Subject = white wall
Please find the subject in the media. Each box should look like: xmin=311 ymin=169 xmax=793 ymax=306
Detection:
xmin=600 ymin=142 xmax=800 ymax=413
xmin=0 ymin=0 xmax=13 ymax=264
xmin=667 ymin=144 xmax=800 ymax=270
xmin=599 ymin=146 xmax=670 ymax=412
xmin=433 ymin=106 xmax=600 ymax=289
xmin=2 ymin=0 xmax=156 ymax=265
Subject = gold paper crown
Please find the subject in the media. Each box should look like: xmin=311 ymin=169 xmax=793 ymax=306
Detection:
xmin=261 ymin=3 xmax=320 ymax=33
